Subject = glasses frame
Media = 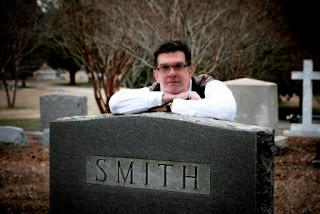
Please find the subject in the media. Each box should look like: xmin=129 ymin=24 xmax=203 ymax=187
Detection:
xmin=156 ymin=63 xmax=188 ymax=74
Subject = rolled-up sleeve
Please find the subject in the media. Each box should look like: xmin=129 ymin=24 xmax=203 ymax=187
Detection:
xmin=109 ymin=87 xmax=163 ymax=114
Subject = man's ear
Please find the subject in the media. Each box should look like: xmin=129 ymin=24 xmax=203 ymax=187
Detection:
xmin=153 ymin=70 xmax=159 ymax=81
xmin=188 ymin=66 xmax=195 ymax=77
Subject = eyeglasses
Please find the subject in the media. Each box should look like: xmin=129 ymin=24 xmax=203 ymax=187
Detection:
xmin=157 ymin=63 xmax=188 ymax=74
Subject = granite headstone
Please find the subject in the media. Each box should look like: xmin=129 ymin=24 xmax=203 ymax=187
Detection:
xmin=0 ymin=126 xmax=27 ymax=146
xmin=40 ymin=93 xmax=87 ymax=147
xmin=50 ymin=113 xmax=274 ymax=214
xmin=40 ymin=93 xmax=87 ymax=130
xmin=225 ymin=78 xmax=278 ymax=129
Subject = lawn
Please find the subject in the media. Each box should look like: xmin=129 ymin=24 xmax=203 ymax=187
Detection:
xmin=0 ymin=80 xmax=100 ymax=123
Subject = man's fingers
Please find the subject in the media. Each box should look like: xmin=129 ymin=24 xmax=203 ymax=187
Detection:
xmin=192 ymin=93 xmax=201 ymax=100
xmin=191 ymin=93 xmax=201 ymax=100
xmin=176 ymin=91 xmax=201 ymax=100
xmin=187 ymin=92 xmax=201 ymax=100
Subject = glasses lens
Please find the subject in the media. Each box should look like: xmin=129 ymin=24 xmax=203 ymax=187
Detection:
xmin=174 ymin=63 xmax=184 ymax=71
xmin=159 ymin=65 xmax=169 ymax=73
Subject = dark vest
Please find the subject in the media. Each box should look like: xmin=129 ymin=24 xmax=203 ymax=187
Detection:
xmin=148 ymin=74 xmax=214 ymax=98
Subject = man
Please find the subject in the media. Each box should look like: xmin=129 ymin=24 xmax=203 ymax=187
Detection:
xmin=109 ymin=40 xmax=236 ymax=121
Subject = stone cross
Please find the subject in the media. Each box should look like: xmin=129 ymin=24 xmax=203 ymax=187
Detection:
xmin=292 ymin=60 xmax=320 ymax=125
xmin=284 ymin=59 xmax=320 ymax=137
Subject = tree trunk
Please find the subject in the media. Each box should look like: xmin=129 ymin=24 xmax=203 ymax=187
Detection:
xmin=8 ymin=58 xmax=20 ymax=108
xmin=2 ymin=58 xmax=19 ymax=108
xmin=21 ymin=79 xmax=26 ymax=88
xmin=2 ymin=77 xmax=11 ymax=108
xmin=69 ymin=69 xmax=77 ymax=85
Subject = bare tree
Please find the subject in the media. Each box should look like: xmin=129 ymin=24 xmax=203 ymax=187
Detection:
xmin=120 ymin=0 xmax=290 ymax=82
xmin=47 ymin=0 xmax=295 ymax=113
xmin=50 ymin=0 xmax=140 ymax=113
xmin=0 ymin=0 xmax=47 ymax=108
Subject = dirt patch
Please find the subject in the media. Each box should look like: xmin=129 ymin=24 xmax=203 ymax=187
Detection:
xmin=0 ymin=135 xmax=49 ymax=213
xmin=0 ymin=135 xmax=319 ymax=213
xmin=274 ymin=138 xmax=320 ymax=213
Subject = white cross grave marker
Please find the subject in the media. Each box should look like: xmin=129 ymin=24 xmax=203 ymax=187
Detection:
xmin=284 ymin=59 xmax=320 ymax=137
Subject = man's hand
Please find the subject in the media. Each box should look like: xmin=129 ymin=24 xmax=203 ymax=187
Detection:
xmin=162 ymin=91 xmax=201 ymax=103
xmin=175 ymin=91 xmax=201 ymax=100
xmin=149 ymin=91 xmax=200 ymax=112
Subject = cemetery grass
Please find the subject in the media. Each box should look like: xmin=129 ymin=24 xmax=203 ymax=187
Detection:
xmin=0 ymin=80 xmax=100 ymax=122
xmin=0 ymin=119 xmax=40 ymax=131
xmin=0 ymin=136 xmax=319 ymax=213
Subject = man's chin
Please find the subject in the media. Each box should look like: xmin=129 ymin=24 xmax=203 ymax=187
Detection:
xmin=164 ymin=87 xmax=183 ymax=94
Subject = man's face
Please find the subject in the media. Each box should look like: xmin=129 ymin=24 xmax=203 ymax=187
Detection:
xmin=153 ymin=51 xmax=194 ymax=94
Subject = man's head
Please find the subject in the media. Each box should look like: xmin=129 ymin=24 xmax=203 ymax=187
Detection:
xmin=153 ymin=41 xmax=194 ymax=94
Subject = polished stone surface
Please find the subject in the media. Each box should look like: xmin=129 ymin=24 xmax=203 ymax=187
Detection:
xmin=50 ymin=113 xmax=274 ymax=213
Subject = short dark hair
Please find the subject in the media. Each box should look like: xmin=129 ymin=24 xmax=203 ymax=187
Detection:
xmin=153 ymin=40 xmax=191 ymax=68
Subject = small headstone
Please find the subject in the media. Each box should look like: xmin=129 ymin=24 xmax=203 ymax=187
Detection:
xmin=50 ymin=113 xmax=274 ymax=213
xmin=0 ymin=126 xmax=27 ymax=146
xmin=75 ymin=71 xmax=89 ymax=83
xmin=284 ymin=59 xmax=320 ymax=137
xmin=274 ymin=135 xmax=289 ymax=156
xmin=40 ymin=93 xmax=87 ymax=148
xmin=40 ymin=93 xmax=87 ymax=130
xmin=225 ymin=78 xmax=278 ymax=129
xmin=33 ymin=63 xmax=57 ymax=80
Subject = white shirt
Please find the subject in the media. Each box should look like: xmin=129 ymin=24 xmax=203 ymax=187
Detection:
xmin=109 ymin=80 xmax=237 ymax=121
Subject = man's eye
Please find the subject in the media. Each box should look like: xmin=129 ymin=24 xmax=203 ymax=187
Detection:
xmin=174 ymin=64 xmax=182 ymax=69
xmin=161 ymin=66 xmax=169 ymax=70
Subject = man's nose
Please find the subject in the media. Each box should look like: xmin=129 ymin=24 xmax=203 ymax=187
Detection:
xmin=168 ymin=67 xmax=177 ymax=76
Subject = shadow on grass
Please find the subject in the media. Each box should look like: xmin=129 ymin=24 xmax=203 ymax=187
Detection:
xmin=52 ymin=82 xmax=93 ymax=88
xmin=0 ymin=119 xmax=40 ymax=131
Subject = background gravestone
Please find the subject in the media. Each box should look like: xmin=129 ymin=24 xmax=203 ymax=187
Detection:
xmin=50 ymin=113 xmax=274 ymax=214
xmin=33 ymin=63 xmax=57 ymax=80
xmin=40 ymin=93 xmax=87 ymax=148
xmin=40 ymin=93 xmax=87 ymax=130
xmin=0 ymin=126 xmax=27 ymax=146
xmin=225 ymin=78 xmax=278 ymax=129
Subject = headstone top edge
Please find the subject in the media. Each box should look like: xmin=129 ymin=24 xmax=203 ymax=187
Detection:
xmin=224 ymin=78 xmax=276 ymax=86
xmin=0 ymin=126 xmax=24 ymax=131
xmin=40 ymin=92 xmax=86 ymax=98
xmin=51 ymin=112 xmax=273 ymax=134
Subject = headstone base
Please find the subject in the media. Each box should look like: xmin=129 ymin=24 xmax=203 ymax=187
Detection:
xmin=284 ymin=124 xmax=320 ymax=138
xmin=274 ymin=135 xmax=289 ymax=156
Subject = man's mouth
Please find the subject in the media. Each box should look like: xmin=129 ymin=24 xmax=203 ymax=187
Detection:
xmin=167 ymin=81 xmax=179 ymax=84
